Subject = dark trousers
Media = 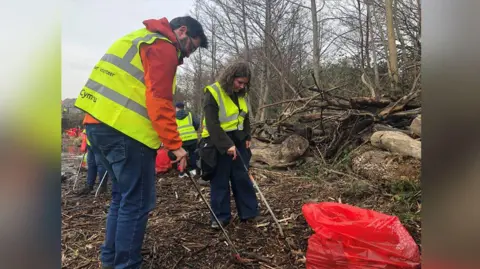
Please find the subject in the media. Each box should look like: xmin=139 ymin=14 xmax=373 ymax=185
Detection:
xmin=210 ymin=142 xmax=259 ymax=223
xmin=183 ymin=141 xmax=198 ymax=171
xmin=86 ymin=145 xmax=108 ymax=187
xmin=86 ymin=123 xmax=157 ymax=269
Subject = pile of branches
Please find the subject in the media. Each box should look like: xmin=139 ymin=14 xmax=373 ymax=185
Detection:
xmin=252 ymin=74 xmax=421 ymax=164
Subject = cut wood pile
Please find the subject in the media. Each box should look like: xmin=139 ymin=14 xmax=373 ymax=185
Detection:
xmin=250 ymin=82 xmax=422 ymax=172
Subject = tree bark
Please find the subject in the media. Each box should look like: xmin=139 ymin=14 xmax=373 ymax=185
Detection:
xmin=260 ymin=0 xmax=272 ymax=121
xmin=385 ymin=0 xmax=399 ymax=94
xmin=250 ymin=134 xmax=310 ymax=167
xmin=356 ymin=0 xmax=365 ymax=69
xmin=409 ymin=115 xmax=421 ymax=137
xmin=310 ymin=0 xmax=321 ymax=86
xmin=241 ymin=0 xmax=250 ymax=62
xmin=368 ymin=1 xmax=381 ymax=91
xmin=370 ymin=131 xmax=421 ymax=159
xmin=365 ymin=0 xmax=371 ymax=69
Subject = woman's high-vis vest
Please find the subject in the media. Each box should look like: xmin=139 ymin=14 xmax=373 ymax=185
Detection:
xmin=201 ymin=82 xmax=248 ymax=138
xmin=176 ymin=112 xmax=198 ymax=141
xmin=75 ymin=28 xmax=179 ymax=149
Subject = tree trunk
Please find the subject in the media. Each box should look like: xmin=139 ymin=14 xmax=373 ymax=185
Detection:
xmin=373 ymin=3 xmax=392 ymax=83
xmin=385 ymin=0 xmax=399 ymax=94
xmin=210 ymin=17 xmax=216 ymax=82
xmin=365 ymin=0 xmax=371 ymax=69
xmin=394 ymin=0 xmax=408 ymax=92
xmin=310 ymin=0 xmax=321 ymax=86
xmin=250 ymin=134 xmax=310 ymax=168
xmin=409 ymin=115 xmax=421 ymax=137
xmin=259 ymin=0 xmax=272 ymax=121
xmin=368 ymin=1 xmax=381 ymax=91
xmin=356 ymin=0 xmax=365 ymax=70
xmin=241 ymin=0 xmax=250 ymax=62
xmin=370 ymin=131 xmax=421 ymax=159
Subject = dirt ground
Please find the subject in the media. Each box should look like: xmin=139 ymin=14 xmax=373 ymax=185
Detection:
xmin=62 ymin=153 xmax=316 ymax=268
xmin=61 ymin=146 xmax=421 ymax=269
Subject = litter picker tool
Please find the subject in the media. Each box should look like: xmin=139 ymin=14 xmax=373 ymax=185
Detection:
xmin=72 ymin=151 xmax=87 ymax=191
xmin=95 ymin=171 xmax=108 ymax=197
xmin=184 ymin=169 xmax=244 ymax=261
xmin=236 ymin=149 xmax=285 ymax=237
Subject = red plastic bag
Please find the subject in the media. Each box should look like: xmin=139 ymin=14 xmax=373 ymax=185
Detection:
xmin=80 ymin=133 xmax=87 ymax=153
xmin=155 ymin=148 xmax=172 ymax=173
xmin=302 ymin=202 xmax=420 ymax=269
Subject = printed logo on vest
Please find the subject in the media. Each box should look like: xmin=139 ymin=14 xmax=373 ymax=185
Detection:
xmin=80 ymin=89 xmax=97 ymax=103
xmin=93 ymin=65 xmax=116 ymax=77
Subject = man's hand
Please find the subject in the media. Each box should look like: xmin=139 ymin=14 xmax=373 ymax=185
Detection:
xmin=246 ymin=140 xmax=251 ymax=149
xmin=227 ymin=145 xmax=237 ymax=160
xmin=171 ymin=147 xmax=187 ymax=172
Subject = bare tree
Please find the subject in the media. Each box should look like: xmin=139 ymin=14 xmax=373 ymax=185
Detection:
xmin=385 ymin=0 xmax=399 ymax=93
xmin=179 ymin=0 xmax=420 ymax=119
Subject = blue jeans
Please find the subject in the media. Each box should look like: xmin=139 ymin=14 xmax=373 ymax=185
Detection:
xmin=210 ymin=142 xmax=259 ymax=223
xmin=86 ymin=123 xmax=157 ymax=269
xmin=86 ymin=145 xmax=108 ymax=186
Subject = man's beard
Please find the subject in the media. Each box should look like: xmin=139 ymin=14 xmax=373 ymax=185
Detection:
xmin=178 ymin=36 xmax=189 ymax=59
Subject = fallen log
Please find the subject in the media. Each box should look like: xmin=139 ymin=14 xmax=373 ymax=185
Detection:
xmin=251 ymin=134 xmax=309 ymax=168
xmin=298 ymin=110 xmax=344 ymax=122
xmin=410 ymin=115 xmax=421 ymax=137
xmin=378 ymin=90 xmax=420 ymax=118
xmin=370 ymin=131 xmax=421 ymax=159
xmin=388 ymin=107 xmax=421 ymax=118
xmin=373 ymin=124 xmax=412 ymax=135
xmin=349 ymin=97 xmax=392 ymax=108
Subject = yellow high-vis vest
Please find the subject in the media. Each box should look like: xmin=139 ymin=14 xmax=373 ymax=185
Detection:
xmin=176 ymin=111 xmax=198 ymax=142
xmin=75 ymin=28 xmax=179 ymax=149
xmin=201 ymin=82 xmax=248 ymax=138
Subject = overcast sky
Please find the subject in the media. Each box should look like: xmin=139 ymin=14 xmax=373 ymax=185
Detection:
xmin=62 ymin=0 xmax=195 ymax=99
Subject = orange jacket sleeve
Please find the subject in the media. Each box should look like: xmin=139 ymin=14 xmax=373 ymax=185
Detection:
xmin=140 ymin=40 xmax=182 ymax=150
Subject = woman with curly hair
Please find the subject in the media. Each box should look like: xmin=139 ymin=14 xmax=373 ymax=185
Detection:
xmin=199 ymin=61 xmax=260 ymax=229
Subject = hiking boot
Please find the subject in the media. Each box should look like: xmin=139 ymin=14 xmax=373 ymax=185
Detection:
xmin=197 ymin=178 xmax=209 ymax=186
xmin=178 ymin=172 xmax=187 ymax=178
xmin=241 ymin=215 xmax=269 ymax=224
xmin=211 ymin=220 xmax=229 ymax=229
xmin=76 ymin=185 xmax=93 ymax=196
xmin=189 ymin=169 xmax=197 ymax=177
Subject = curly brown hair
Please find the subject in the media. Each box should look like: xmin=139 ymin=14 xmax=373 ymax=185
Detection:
xmin=216 ymin=61 xmax=252 ymax=96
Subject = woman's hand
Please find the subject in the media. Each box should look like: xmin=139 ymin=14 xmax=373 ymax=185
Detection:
xmin=227 ymin=145 xmax=237 ymax=160
xmin=246 ymin=140 xmax=251 ymax=149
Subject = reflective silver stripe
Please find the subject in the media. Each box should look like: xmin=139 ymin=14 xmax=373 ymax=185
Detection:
xmin=123 ymin=33 xmax=166 ymax=62
xmin=239 ymin=111 xmax=247 ymax=118
xmin=181 ymin=130 xmax=197 ymax=135
xmin=101 ymin=54 xmax=145 ymax=84
xmin=85 ymin=79 xmax=149 ymax=120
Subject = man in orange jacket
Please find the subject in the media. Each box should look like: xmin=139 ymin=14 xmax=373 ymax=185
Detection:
xmin=77 ymin=16 xmax=207 ymax=269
